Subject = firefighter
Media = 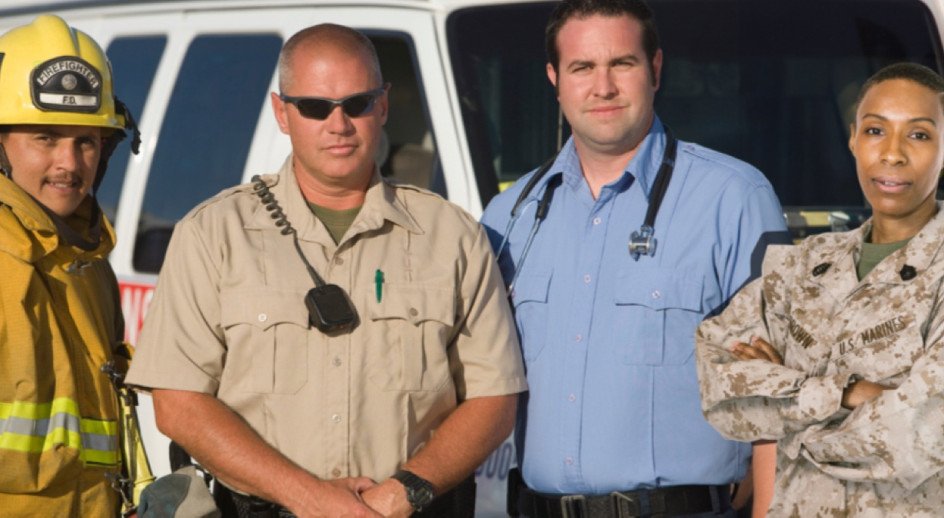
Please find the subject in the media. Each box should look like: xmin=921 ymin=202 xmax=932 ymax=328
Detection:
xmin=0 ymin=13 xmax=142 ymax=517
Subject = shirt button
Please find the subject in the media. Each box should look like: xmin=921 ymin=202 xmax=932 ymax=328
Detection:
xmin=568 ymin=394 xmax=576 ymax=402
xmin=575 ymin=334 xmax=582 ymax=343
xmin=332 ymin=357 xmax=342 ymax=367
xmin=593 ymin=217 xmax=602 ymax=225
xmin=583 ymin=274 xmax=591 ymax=284
xmin=334 ymin=256 xmax=344 ymax=265
xmin=257 ymin=313 xmax=267 ymax=322
xmin=331 ymin=468 xmax=342 ymax=478
xmin=564 ymin=457 xmax=574 ymax=465
xmin=651 ymin=290 xmax=662 ymax=299
xmin=331 ymin=414 xmax=341 ymax=423
xmin=409 ymin=307 xmax=419 ymax=317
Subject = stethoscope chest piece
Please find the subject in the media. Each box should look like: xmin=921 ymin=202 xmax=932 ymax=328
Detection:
xmin=629 ymin=224 xmax=656 ymax=260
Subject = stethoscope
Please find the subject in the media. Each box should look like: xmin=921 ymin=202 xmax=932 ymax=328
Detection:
xmin=496 ymin=127 xmax=678 ymax=291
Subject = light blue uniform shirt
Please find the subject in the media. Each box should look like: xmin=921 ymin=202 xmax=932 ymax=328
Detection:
xmin=481 ymin=118 xmax=789 ymax=494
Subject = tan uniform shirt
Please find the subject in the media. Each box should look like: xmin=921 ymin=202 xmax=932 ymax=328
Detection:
xmin=696 ymin=203 xmax=944 ymax=517
xmin=127 ymin=158 xmax=527 ymax=480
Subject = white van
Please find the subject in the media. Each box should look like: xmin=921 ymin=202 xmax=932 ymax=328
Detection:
xmin=2 ymin=0 xmax=944 ymax=515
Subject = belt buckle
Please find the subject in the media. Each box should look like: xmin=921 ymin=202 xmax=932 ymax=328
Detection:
xmin=560 ymin=494 xmax=586 ymax=518
xmin=611 ymin=491 xmax=641 ymax=518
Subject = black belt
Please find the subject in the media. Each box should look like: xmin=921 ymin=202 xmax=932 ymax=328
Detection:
xmin=216 ymin=476 xmax=476 ymax=518
xmin=216 ymin=486 xmax=295 ymax=518
xmin=515 ymin=480 xmax=730 ymax=518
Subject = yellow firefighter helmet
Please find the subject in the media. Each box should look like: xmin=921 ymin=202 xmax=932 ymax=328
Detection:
xmin=0 ymin=14 xmax=140 ymax=188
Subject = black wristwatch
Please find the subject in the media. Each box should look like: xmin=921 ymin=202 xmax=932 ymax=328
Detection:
xmin=393 ymin=469 xmax=435 ymax=512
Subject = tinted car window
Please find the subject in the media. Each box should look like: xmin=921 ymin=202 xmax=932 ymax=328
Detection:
xmin=134 ymin=34 xmax=281 ymax=272
xmin=449 ymin=0 xmax=942 ymax=235
xmin=370 ymin=33 xmax=444 ymax=196
xmin=102 ymin=35 xmax=166 ymax=222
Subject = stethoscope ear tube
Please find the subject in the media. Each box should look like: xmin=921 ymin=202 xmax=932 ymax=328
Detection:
xmin=506 ymin=174 xmax=562 ymax=292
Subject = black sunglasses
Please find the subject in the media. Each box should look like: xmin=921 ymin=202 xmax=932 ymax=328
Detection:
xmin=279 ymin=86 xmax=387 ymax=120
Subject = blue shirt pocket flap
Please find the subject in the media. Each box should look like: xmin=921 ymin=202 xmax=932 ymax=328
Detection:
xmin=613 ymin=269 xmax=703 ymax=312
xmin=511 ymin=270 xmax=552 ymax=305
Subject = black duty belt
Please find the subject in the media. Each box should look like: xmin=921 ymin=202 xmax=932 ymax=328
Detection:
xmin=217 ymin=475 xmax=476 ymax=518
xmin=514 ymin=478 xmax=729 ymax=518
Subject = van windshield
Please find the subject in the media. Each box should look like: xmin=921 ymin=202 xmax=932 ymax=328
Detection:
xmin=448 ymin=0 xmax=943 ymax=237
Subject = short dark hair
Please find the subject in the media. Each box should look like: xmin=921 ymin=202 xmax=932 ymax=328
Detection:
xmin=545 ymin=0 xmax=660 ymax=78
xmin=854 ymin=62 xmax=944 ymax=113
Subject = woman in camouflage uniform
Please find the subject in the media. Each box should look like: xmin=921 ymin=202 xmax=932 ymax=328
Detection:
xmin=696 ymin=62 xmax=944 ymax=517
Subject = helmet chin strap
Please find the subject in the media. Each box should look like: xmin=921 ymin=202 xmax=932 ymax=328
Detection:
xmin=93 ymin=96 xmax=141 ymax=193
xmin=0 ymin=142 xmax=13 ymax=180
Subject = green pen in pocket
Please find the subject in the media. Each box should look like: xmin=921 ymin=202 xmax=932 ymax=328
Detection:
xmin=375 ymin=269 xmax=384 ymax=302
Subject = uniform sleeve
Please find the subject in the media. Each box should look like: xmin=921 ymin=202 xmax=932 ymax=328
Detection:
xmin=447 ymin=223 xmax=527 ymax=400
xmin=715 ymin=182 xmax=792 ymax=301
xmin=125 ymin=216 xmax=227 ymax=394
xmin=799 ymin=290 xmax=944 ymax=490
xmin=696 ymin=247 xmax=852 ymax=441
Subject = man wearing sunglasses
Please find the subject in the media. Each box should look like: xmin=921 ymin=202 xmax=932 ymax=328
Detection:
xmin=127 ymin=23 xmax=526 ymax=518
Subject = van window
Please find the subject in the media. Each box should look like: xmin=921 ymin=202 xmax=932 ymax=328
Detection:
xmin=102 ymin=35 xmax=167 ymax=222
xmin=448 ymin=0 xmax=943 ymax=236
xmin=448 ymin=2 xmax=558 ymax=202
xmin=370 ymin=33 xmax=443 ymax=196
xmin=134 ymin=34 xmax=281 ymax=273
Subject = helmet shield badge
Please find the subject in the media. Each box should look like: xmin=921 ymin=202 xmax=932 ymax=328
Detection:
xmin=31 ymin=56 xmax=102 ymax=113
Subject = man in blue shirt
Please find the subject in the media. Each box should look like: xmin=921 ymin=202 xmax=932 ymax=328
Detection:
xmin=481 ymin=0 xmax=790 ymax=516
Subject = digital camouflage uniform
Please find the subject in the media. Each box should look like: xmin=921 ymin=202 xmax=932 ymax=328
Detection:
xmin=696 ymin=203 xmax=944 ymax=517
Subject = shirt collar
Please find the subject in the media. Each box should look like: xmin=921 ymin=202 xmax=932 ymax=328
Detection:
xmin=348 ymin=175 xmax=423 ymax=238
xmin=859 ymin=202 xmax=944 ymax=280
xmin=527 ymin=116 xmax=669 ymax=202
xmin=626 ymin=116 xmax=669 ymax=199
xmin=809 ymin=202 xmax=944 ymax=291
xmin=257 ymin=155 xmax=421 ymax=243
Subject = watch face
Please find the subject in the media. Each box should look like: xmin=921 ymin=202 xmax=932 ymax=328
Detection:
xmin=396 ymin=471 xmax=435 ymax=511
xmin=412 ymin=484 xmax=434 ymax=508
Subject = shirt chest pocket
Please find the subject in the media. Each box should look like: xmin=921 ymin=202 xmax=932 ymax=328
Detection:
xmin=613 ymin=269 xmax=704 ymax=365
xmin=220 ymin=291 xmax=309 ymax=395
xmin=510 ymin=270 xmax=552 ymax=363
xmin=367 ymin=283 xmax=456 ymax=392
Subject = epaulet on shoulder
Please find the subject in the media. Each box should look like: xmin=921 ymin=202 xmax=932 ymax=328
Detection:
xmin=679 ymin=141 xmax=762 ymax=177
xmin=796 ymin=229 xmax=849 ymax=252
xmin=184 ymin=174 xmax=278 ymax=219
xmin=383 ymin=177 xmax=442 ymax=199
xmin=384 ymin=177 xmax=480 ymax=229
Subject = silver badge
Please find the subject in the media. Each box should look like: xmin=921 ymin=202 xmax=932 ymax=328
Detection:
xmin=61 ymin=73 xmax=78 ymax=91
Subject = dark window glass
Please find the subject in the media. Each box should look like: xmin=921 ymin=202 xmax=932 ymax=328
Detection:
xmin=134 ymin=34 xmax=281 ymax=273
xmin=448 ymin=0 xmax=943 ymax=235
xmin=448 ymin=2 xmax=560 ymax=202
xmin=370 ymin=33 xmax=444 ymax=196
xmin=102 ymin=35 xmax=166 ymax=222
